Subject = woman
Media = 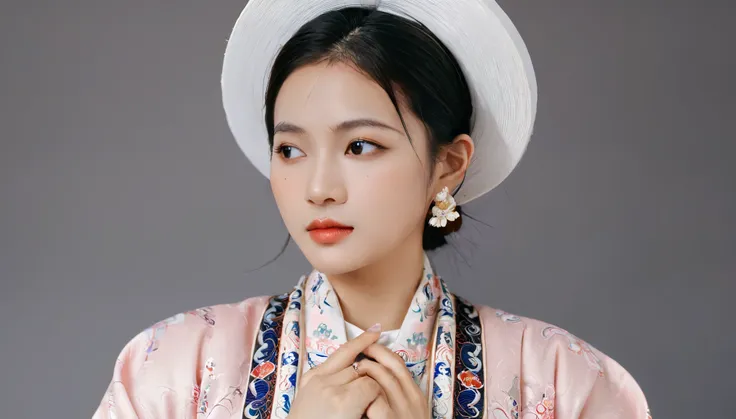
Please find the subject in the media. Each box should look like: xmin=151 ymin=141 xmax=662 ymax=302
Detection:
xmin=94 ymin=1 xmax=651 ymax=418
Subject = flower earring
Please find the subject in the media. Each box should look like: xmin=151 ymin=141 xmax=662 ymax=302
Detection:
xmin=428 ymin=186 xmax=460 ymax=228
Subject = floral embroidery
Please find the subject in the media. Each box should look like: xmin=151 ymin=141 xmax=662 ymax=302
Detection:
xmin=198 ymin=383 xmax=211 ymax=414
xmin=142 ymin=313 xmax=185 ymax=361
xmin=194 ymin=358 xmax=222 ymax=415
xmin=313 ymin=323 xmax=338 ymax=340
xmin=306 ymin=274 xmax=335 ymax=315
xmin=542 ymin=326 xmax=604 ymax=377
xmin=489 ymin=376 xmax=521 ymax=418
xmin=412 ymin=280 xmax=438 ymax=322
xmin=187 ymin=307 xmax=216 ymax=325
xmin=407 ymin=332 xmax=429 ymax=351
xmin=209 ymin=386 xmax=245 ymax=416
xmin=529 ymin=385 xmax=555 ymax=419
xmin=304 ymin=272 xmax=346 ymax=370
xmin=142 ymin=308 xmax=214 ymax=364
xmin=489 ymin=402 xmax=519 ymax=419
xmin=493 ymin=382 xmax=555 ymax=419
xmin=191 ymin=384 xmax=201 ymax=407
xmin=397 ymin=331 xmax=431 ymax=384
xmin=204 ymin=357 xmax=216 ymax=379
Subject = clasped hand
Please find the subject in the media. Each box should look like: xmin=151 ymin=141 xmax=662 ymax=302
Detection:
xmin=287 ymin=325 xmax=429 ymax=419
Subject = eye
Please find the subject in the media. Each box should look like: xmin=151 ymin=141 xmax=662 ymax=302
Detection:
xmin=274 ymin=144 xmax=305 ymax=159
xmin=346 ymin=139 xmax=382 ymax=156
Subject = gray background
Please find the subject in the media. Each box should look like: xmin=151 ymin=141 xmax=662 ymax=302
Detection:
xmin=1 ymin=0 xmax=733 ymax=417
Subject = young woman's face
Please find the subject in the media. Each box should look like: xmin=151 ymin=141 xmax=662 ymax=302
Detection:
xmin=270 ymin=62 xmax=437 ymax=275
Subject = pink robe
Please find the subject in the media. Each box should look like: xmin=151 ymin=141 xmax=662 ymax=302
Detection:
xmin=93 ymin=269 xmax=651 ymax=419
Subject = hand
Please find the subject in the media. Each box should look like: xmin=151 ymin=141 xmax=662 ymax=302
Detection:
xmin=288 ymin=324 xmax=384 ymax=419
xmin=357 ymin=344 xmax=430 ymax=419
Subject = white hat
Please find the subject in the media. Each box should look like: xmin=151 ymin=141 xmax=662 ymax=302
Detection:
xmin=221 ymin=0 xmax=537 ymax=205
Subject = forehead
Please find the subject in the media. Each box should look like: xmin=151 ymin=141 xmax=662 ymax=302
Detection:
xmin=274 ymin=61 xmax=405 ymax=129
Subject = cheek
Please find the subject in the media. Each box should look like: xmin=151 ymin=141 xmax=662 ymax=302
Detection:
xmin=270 ymin=174 xmax=301 ymax=224
xmin=350 ymin=160 xmax=428 ymax=228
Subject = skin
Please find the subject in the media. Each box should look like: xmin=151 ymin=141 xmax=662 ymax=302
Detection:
xmin=289 ymin=325 xmax=436 ymax=419
xmin=270 ymin=61 xmax=473 ymax=417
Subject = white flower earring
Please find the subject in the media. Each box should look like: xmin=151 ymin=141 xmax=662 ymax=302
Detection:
xmin=428 ymin=186 xmax=460 ymax=228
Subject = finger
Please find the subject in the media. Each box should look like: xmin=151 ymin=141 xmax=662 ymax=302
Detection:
xmin=356 ymin=359 xmax=407 ymax=410
xmin=325 ymin=362 xmax=363 ymax=386
xmin=316 ymin=323 xmax=382 ymax=375
xmin=344 ymin=376 xmax=382 ymax=414
xmin=365 ymin=393 xmax=393 ymax=419
xmin=361 ymin=344 xmax=423 ymax=398
xmin=300 ymin=359 xmax=361 ymax=389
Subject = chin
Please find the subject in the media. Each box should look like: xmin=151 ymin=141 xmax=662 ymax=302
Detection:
xmin=297 ymin=235 xmax=375 ymax=276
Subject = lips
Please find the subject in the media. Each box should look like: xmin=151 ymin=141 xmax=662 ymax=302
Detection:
xmin=306 ymin=218 xmax=353 ymax=245
xmin=306 ymin=218 xmax=351 ymax=230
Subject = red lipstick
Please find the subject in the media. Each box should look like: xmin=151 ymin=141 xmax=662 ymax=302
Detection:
xmin=306 ymin=218 xmax=353 ymax=245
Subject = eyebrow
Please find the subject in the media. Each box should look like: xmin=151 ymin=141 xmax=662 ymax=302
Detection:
xmin=273 ymin=118 xmax=404 ymax=136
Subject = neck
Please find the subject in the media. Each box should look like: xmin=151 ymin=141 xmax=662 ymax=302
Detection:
xmin=326 ymin=244 xmax=426 ymax=332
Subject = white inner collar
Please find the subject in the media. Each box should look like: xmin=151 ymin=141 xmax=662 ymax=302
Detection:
xmin=344 ymin=321 xmax=401 ymax=347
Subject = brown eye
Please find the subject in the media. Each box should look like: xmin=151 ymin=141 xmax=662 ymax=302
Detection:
xmin=281 ymin=146 xmax=294 ymax=158
xmin=346 ymin=139 xmax=381 ymax=155
xmin=274 ymin=145 xmax=304 ymax=159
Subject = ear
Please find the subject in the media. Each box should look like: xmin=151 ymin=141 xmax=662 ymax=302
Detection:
xmin=431 ymin=134 xmax=475 ymax=192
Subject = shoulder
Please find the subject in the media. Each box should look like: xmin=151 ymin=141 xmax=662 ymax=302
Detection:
xmin=124 ymin=295 xmax=271 ymax=342
xmin=112 ymin=295 xmax=273 ymax=380
xmin=474 ymin=302 xmax=610 ymax=376
xmin=134 ymin=294 xmax=272 ymax=354
xmin=94 ymin=296 xmax=274 ymax=418
xmin=471 ymin=300 xmax=651 ymax=418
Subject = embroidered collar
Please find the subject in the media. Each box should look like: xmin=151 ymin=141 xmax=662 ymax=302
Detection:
xmin=302 ymin=253 xmax=441 ymax=393
xmin=242 ymin=253 xmax=487 ymax=419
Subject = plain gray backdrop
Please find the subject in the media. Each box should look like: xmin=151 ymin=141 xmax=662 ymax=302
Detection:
xmin=2 ymin=0 xmax=734 ymax=417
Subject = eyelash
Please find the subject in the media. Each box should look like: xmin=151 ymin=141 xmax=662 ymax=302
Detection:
xmin=273 ymin=139 xmax=385 ymax=159
xmin=346 ymin=139 xmax=385 ymax=155
xmin=272 ymin=144 xmax=295 ymax=156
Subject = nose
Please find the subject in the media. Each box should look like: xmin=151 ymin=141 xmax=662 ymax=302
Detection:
xmin=305 ymin=154 xmax=347 ymax=206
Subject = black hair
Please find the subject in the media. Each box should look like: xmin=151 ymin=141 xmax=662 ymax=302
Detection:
xmin=264 ymin=7 xmax=473 ymax=252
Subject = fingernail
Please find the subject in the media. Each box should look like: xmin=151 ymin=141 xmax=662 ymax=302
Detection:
xmin=367 ymin=323 xmax=381 ymax=333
